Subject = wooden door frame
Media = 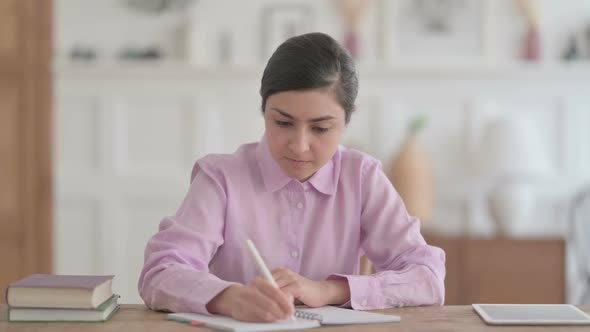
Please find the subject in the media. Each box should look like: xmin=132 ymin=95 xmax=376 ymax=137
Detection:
xmin=19 ymin=0 xmax=53 ymax=275
xmin=0 ymin=0 xmax=53 ymax=295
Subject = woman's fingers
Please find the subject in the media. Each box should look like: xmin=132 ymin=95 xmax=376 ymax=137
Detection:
xmin=220 ymin=281 xmax=296 ymax=322
xmin=272 ymin=268 xmax=296 ymax=287
xmin=222 ymin=285 xmax=280 ymax=322
xmin=249 ymin=277 xmax=294 ymax=319
xmin=274 ymin=274 xmax=295 ymax=288
xmin=271 ymin=267 xmax=293 ymax=281
xmin=235 ymin=297 xmax=278 ymax=322
xmin=279 ymin=281 xmax=303 ymax=300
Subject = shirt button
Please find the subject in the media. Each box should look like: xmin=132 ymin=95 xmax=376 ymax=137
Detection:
xmin=291 ymin=250 xmax=299 ymax=258
xmin=296 ymin=202 xmax=303 ymax=209
xmin=361 ymin=299 xmax=368 ymax=306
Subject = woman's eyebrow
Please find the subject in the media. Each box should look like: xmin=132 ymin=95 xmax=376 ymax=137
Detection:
xmin=271 ymin=108 xmax=294 ymax=119
xmin=308 ymin=115 xmax=336 ymax=123
xmin=271 ymin=108 xmax=336 ymax=123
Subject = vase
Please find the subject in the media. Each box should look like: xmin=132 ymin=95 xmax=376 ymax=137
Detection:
xmin=359 ymin=134 xmax=433 ymax=275
xmin=387 ymin=134 xmax=434 ymax=227
xmin=488 ymin=181 xmax=535 ymax=237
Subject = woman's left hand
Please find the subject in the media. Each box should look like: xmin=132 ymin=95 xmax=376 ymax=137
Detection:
xmin=271 ymin=268 xmax=350 ymax=307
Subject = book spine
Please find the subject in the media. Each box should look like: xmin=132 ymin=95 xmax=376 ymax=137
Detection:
xmin=4 ymin=285 xmax=10 ymax=306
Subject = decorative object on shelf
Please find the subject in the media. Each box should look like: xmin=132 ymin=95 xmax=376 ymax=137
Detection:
xmin=184 ymin=4 xmax=207 ymax=67
xmin=562 ymin=24 xmax=590 ymax=61
xmin=412 ymin=0 xmax=462 ymax=32
xmin=478 ymin=114 xmax=552 ymax=237
xmin=562 ymin=36 xmax=581 ymax=61
xmin=260 ymin=4 xmax=314 ymax=60
xmin=383 ymin=0 xmax=493 ymax=66
xmin=69 ymin=46 xmax=98 ymax=62
xmin=122 ymin=0 xmax=196 ymax=15
xmin=333 ymin=0 xmax=373 ymax=59
xmin=119 ymin=0 xmax=198 ymax=63
xmin=217 ymin=29 xmax=233 ymax=65
xmin=118 ymin=46 xmax=163 ymax=61
xmin=387 ymin=114 xmax=434 ymax=227
xmin=517 ymin=0 xmax=541 ymax=61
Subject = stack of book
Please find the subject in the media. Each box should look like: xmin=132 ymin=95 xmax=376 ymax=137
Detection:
xmin=5 ymin=274 xmax=120 ymax=322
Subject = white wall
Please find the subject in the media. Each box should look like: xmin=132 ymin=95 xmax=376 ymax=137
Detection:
xmin=54 ymin=0 xmax=590 ymax=303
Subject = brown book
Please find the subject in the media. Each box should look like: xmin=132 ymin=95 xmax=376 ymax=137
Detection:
xmin=5 ymin=274 xmax=114 ymax=309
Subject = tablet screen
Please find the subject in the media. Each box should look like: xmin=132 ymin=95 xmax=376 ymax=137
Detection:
xmin=473 ymin=304 xmax=590 ymax=325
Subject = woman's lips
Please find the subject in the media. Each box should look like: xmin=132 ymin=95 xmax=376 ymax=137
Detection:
xmin=286 ymin=157 xmax=310 ymax=167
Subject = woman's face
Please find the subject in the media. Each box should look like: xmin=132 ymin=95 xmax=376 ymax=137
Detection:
xmin=264 ymin=89 xmax=346 ymax=182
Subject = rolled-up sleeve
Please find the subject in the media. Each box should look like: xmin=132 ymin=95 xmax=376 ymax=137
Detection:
xmin=138 ymin=168 xmax=237 ymax=314
xmin=332 ymin=160 xmax=445 ymax=310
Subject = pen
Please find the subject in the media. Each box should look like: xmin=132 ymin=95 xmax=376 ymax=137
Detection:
xmin=167 ymin=316 xmax=204 ymax=326
xmin=245 ymin=239 xmax=297 ymax=322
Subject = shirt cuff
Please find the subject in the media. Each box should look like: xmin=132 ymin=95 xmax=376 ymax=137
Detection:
xmin=181 ymin=278 xmax=239 ymax=314
xmin=327 ymin=273 xmax=382 ymax=310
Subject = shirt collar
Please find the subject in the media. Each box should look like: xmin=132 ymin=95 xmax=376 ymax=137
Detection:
xmin=256 ymin=134 xmax=339 ymax=195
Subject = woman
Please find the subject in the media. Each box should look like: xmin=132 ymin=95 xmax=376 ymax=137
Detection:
xmin=138 ymin=32 xmax=445 ymax=322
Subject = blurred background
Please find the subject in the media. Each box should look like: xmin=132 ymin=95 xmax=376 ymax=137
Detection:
xmin=2 ymin=0 xmax=590 ymax=306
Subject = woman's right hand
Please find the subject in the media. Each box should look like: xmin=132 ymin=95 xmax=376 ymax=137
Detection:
xmin=206 ymin=277 xmax=295 ymax=322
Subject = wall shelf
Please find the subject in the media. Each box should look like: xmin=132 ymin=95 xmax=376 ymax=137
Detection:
xmin=53 ymin=60 xmax=590 ymax=81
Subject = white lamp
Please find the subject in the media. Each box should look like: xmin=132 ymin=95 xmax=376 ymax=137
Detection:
xmin=478 ymin=114 xmax=552 ymax=236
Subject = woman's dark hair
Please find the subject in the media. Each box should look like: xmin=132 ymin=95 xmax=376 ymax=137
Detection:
xmin=260 ymin=32 xmax=358 ymax=124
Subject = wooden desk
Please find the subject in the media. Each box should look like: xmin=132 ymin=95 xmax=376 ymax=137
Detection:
xmin=1 ymin=304 xmax=589 ymax=331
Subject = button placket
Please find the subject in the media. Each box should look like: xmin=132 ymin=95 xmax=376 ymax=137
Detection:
xmin=290 ymin=199 xmax=302 ymax=262
xmin=289 ymin=188 xmax=305 ymax=269
xmin=283 ymin=186 xmax=298 ymax=270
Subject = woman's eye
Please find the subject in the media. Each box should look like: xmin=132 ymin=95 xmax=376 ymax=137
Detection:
xmin=313 ymin=127 xmax=329 ymax=133
xmin=275 ymin=120 xmax=292 ymax=127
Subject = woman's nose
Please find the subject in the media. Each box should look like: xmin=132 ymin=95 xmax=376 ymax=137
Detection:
xmin=289 ymin=130 xmax=310 ymax=154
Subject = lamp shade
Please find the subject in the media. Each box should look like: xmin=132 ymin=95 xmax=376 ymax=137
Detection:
xmin=477 ymin=115 xmax=553 ymax=179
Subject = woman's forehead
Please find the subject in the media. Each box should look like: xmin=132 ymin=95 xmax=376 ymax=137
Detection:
xmin=266 ymin=90 xmax=344 ymax=120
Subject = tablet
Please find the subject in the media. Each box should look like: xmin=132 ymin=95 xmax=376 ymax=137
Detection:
xmin=472 ymin=304 xmax=590 ymax=325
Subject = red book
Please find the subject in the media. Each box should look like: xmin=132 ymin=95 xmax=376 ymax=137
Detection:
xmin=5 ymin=274 xmax=114 ymax=309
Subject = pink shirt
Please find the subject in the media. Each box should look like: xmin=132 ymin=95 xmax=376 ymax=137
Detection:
xmin=138 ymin=135 xmax=445 ymax=314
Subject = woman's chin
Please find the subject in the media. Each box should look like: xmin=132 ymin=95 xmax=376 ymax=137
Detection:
xmin=284 ymin=168 xmax=314 ymax=182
